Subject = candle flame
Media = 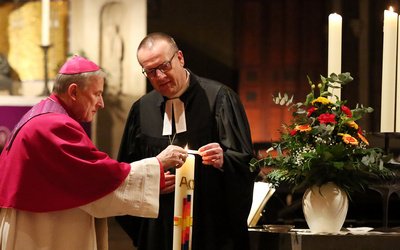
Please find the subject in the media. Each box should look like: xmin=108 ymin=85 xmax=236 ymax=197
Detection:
xmin=184 ymin=144 xmax=188 ymax=150
xmin=390 ymin=6 xmax=394 ymax=12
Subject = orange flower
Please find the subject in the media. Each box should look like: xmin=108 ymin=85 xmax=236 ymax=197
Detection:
xmin=358 ymin=132 xmax=369 ymax=146
xmin=295 ymin=124 xmax=312 ymax=132
xmin=290 ymin=124 xmax=312 ymax=135
xmin=341 ymin=134 xmax=359 ymax=145
xmin=345 ymin=120 xmax=359 ymax=130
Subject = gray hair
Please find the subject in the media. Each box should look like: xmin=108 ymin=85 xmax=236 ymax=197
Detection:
xmin=52 ymin=69 xmax=106 ymax=94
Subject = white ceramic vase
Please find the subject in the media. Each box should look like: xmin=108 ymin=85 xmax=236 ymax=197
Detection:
xmin=302 ymin=182 xmax=348 ymax=234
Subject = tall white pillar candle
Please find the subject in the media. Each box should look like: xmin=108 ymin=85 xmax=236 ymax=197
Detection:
xmin=328 ymin=13 xmax=342 ymax=101
xmin=381 ymin=7 xmax=398 ymax=133
xmin=396 ymin=15 xmax=400 ymax=132
xmin=41 ymin=0 xmax=50 ymax=46
xmin=173 ymin=154 xmax=195 ymax=250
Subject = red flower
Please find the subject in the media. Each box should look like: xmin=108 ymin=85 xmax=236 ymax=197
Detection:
xmin=341 ymin=105 xmax=352 ymax=118
xmin=290 ymin=129 xmax=297 ymax=135
xmin=307 ymin=107 xmax=317 ymax=117
xmin=317 ymin=113 xmax=337 ymax=124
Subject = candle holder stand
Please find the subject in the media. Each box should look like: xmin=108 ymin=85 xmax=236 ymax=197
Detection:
xmin=380 ymin=132 xmax=400 ymax=155
xmin=369 ymin=132 xmax=400 ymax=230
xmin=40 ymin=45 xmax=52 ymax=96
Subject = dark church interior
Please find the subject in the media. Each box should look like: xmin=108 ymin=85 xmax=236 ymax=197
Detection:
xmin=148 ymin=0 xmax=400 ymax=232
xmin=2 ymin=0 xmax=400 ymax=249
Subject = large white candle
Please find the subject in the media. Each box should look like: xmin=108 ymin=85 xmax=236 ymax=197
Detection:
xmin=381 ymin=7 xmax=398 ymax=133
xmin=41 ymin=0 xmax=50 ymax=46
xmin=173 ymin=153 xmax=195 ymax=250
xmin=328 ymin=13 xmax=342 ymax=101
xmin=396 ymin=14 xmax=400 ymax=132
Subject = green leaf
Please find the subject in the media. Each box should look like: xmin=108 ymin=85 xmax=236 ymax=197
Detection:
xmin=322 ymin=151 xmax=333 ymax=161
xmin=305 ymin=93 xmax=314 ymax=105
xmin=337 ymin=72 xmax=354 ymax=84
xmin=321 ymin=75 xmax=328 ymax=84
xmin=333 ymin=161 xmax=345 ymax=169
xmin=307 ymin=75 xmax=313 ymax=85
xmin=286 ymin=95 xmax=294 ymax=106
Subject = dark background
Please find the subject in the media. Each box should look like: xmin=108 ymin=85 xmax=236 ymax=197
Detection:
xmin=145 ymin=0 xmax=400 ymax=229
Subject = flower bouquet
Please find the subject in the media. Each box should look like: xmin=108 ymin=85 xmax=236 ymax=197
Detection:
xmin=250 ymin=73 xmax=392 ymax=196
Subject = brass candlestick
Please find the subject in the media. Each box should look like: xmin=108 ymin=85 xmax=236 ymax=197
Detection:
xmin=40 ymin=45 xmax=51 ymax=96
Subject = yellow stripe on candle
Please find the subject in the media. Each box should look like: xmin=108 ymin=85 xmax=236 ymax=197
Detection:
xmin=174 ymin=217 xmax=181 ymax=226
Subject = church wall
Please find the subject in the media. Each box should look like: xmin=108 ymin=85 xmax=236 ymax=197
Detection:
xmin=68 ymin=0 xmax=147 ymax=156
xmin=0 ymin=1 xmax=68 ymax=96
xmin=69 ymin=0 xmax=147 ymax=97
xmin=0 ymin=3 xmax=13 ymax=55
xmin=238 ymin=0 xmax=327 ymax=143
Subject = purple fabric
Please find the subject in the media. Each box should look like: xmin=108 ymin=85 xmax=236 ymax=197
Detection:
xmin=0 ymin=106 xmax=31 ymax=132
xmin=5 ymin=98 xmax=68 ymax=150
xmin=0 ymin=106 xmax=31 ymax=147
xmin=0 ymin=96 xmax=91 ymax=149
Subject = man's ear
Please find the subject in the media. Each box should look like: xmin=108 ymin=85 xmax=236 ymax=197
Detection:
xmin=68 ymin=83 xmax=78 ymax=101
xmin=177 ymin=50 xmax=185 ymax=67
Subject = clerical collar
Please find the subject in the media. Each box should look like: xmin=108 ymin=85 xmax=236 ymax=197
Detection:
xmin=169 ymin=69 xmax=190 ymax=99
xmin=162 ymin=69 xmax=190 ymax=136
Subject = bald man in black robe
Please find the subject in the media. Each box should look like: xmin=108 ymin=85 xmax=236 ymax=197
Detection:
xmin=117 ymin=32 xmax=257 ymax=250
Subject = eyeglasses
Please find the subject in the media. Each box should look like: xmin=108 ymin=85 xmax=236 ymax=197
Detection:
xmin=142 ymin=51 xmax=178 ymax=78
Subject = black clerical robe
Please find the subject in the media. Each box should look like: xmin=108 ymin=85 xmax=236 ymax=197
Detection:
xmin=117 ymin=71 xmax=257 ymax=250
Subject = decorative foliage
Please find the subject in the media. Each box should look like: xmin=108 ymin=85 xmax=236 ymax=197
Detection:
xmin=250 ymin=73 xmax=392 ymax=195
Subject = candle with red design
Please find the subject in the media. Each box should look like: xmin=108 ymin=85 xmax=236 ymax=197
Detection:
xmin=173 ymin=147 xmax=195 ymax=250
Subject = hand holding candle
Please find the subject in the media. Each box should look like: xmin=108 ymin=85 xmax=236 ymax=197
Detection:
xmin=198 ymin=142 xmax=224 ymax=169
xmin=156 ymin=145 xmax=187 ymax=170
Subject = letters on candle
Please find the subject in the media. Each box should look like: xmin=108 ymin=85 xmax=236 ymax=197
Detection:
xmin=179 ymin=177 xmax=194 ymax=190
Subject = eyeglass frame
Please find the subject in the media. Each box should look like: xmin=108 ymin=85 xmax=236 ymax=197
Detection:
xmin=141 ymin=51 xmax=179 ymax=78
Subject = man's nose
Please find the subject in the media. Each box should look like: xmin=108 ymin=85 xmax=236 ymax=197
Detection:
xmin=155 ymin=68 xmax=166 ymax=78
xmin=98 ymin=96 xmax=105 ymax=109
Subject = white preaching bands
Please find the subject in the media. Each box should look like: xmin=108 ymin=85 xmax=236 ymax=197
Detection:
xmin=162 ymin=69 xmax=190 ymax=136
